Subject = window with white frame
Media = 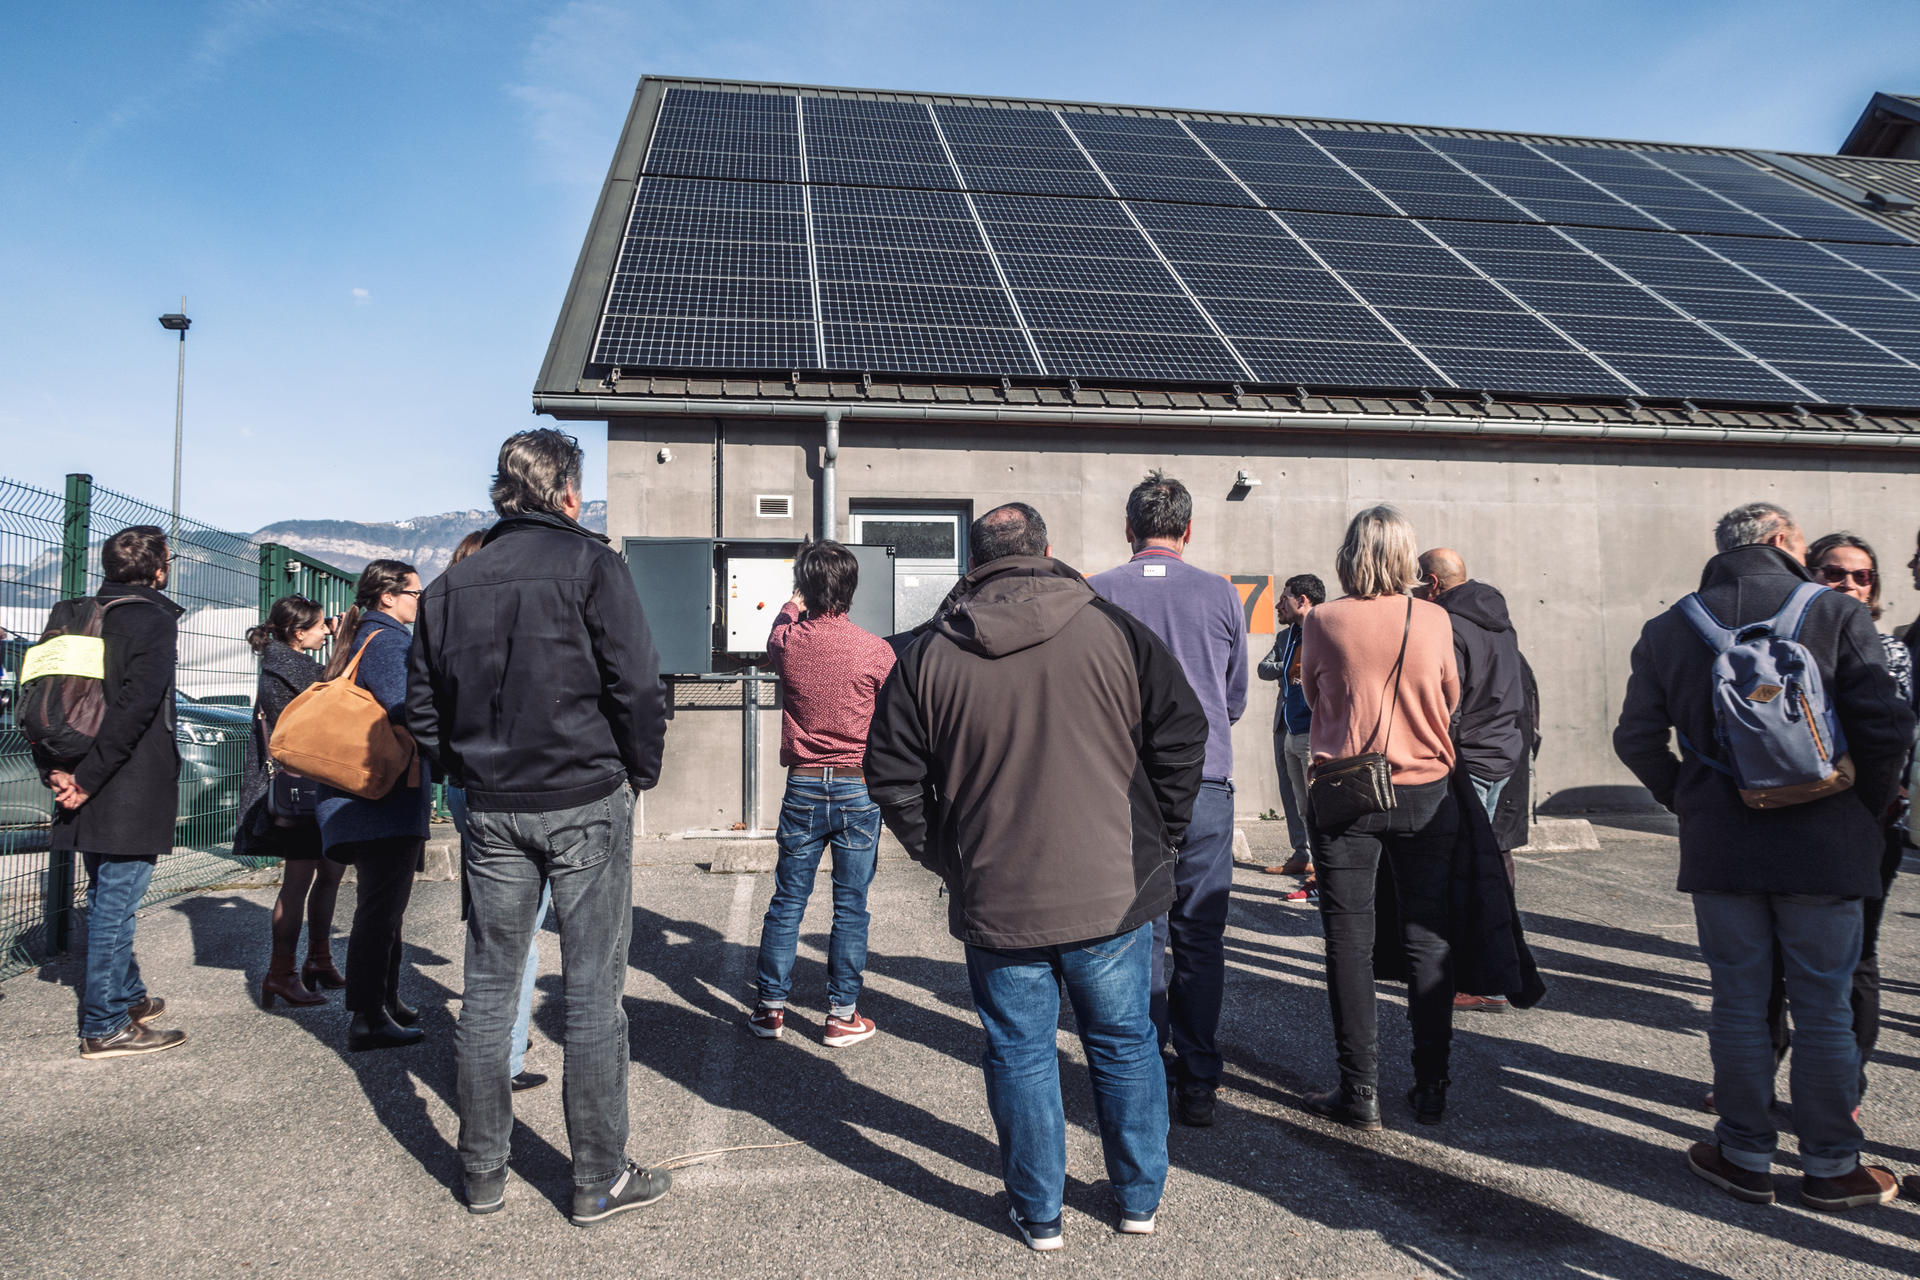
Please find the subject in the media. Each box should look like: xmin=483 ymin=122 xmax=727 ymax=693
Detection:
xmin=849 ymin=503 xmax=970 ymax=630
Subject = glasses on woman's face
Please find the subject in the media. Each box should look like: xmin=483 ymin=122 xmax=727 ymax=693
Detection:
xmin=393 ymin=588 xmax=424 ymax=598
xmin=1816 ymin=564 xmax=1875 ymax=588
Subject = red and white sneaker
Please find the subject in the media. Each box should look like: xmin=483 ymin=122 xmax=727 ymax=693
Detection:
xmin=748 ymin=1006 xmax=785 ymax=1039
xmin=1284 ymin=880 xmax=1319 ymax=905
xmin=823 ymin=1011 xmax=877 ymax=1047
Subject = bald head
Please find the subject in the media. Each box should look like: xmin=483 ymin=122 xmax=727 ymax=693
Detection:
xmin=968 ymin=502 xmax=1050 ymax=565
xmin=1418 ymin=548 xmax=1466 ymax=600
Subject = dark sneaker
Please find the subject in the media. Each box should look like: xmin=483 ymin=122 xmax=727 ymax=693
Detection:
xmin=465 ymin=1168 xmax=507 ymax=1215
xmin=1802 ymin=1164 xmax=1898 ymax=1212
xmin=510 ymin=1071 xmax=548 ymax=1092
xmin=748 ymin=1006 xmax=785 ymax=1040
xmin=823 ymin=1011 xmax=877 ymax=1047
xmin=1408 ymin=1078 xmax=1449 ymax=1125
xmin=1302 ymin=1083 xmax=1382 ymax=1131
xmin=79 ymin=1023 xmax=187 ymax=1059
xmin=1452 ymin=993 xmax=1509 ymax=1014
xmin=1118 ymin=1209 xmax=1157 ymax=1235
xmin=1175 ymin=1084 xmax=1217 ymax=1128
xmin=126 ymin=995 xmax=166 ymax=1025
xmin=1008 ymin=1207 xmax=1063 ymax=1251
xmin=571 ymin=1160 xmax=671 ymax=1226
xmin=1902 ymin=1174 xmax=1920 ymax=1202
xmin=1685 ymin=1141 xmax=1774 ymax=1205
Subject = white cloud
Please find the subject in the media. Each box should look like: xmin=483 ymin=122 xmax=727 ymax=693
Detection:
xmin=351 ymin=287 xmax=370 ymax=304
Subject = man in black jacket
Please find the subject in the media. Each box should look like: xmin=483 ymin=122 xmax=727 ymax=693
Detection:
xmin=43 ymin=526 xmax=189 ymax=1059
xmin=407 ymin=429 xmax=672 ymax=1226
xmin=1614 ymin=501 xmax=1913 ymax=1213
xmin=1418 ymin=549 xmax=1528 ymax=822
xmin=1419 ymin=549 xmax=1533 ymax=1014
xmin=866 ymin=502 xmax=1208 ymax=1250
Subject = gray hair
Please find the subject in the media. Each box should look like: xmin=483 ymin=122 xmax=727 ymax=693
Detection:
xmin=1714 ymin=502 xmax=1795 ymax=553
xmin=1335 ymin=505 xmax=1419 ymax=599
xmin=491 ymin=429 xmax=584 ymax=517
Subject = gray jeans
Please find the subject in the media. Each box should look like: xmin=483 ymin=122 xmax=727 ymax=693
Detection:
xmin=1692 ymin=891 xmax=1863 ymax=1179
xmin=456 ymin=784 xmax=635 ymax=1188
xmin=1277 ymin=731 xmax=1314 ymax=861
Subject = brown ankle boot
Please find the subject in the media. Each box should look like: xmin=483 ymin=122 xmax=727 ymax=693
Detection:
xmin=302 ymin=949 xmax=346 ymax=991
xmin=262 ymin=953 xmax=326 ymax=1009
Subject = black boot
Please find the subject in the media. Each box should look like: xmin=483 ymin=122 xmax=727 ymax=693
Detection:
xmin=387 ymin=998 xmax=420 ymax=1027
xmin=1302 ymin=1082 xmax=1382 ymax=1131
xmin=1409 ymin=1077 xmax=1450 ymax=1125
xmin=348 ymin=1008 xmax=425 ymax=1052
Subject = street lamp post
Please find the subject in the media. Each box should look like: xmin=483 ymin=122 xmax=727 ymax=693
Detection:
xmin=158 ymin=300 xmax=190 ymax=538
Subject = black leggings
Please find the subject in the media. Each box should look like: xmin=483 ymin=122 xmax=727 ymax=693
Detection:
xmin=327 ymin=837 xmax=421 ymax=1015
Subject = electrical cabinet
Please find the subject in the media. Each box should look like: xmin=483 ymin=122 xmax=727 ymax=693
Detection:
xmin=624 ymin=537 xmax=897 ymax=675
xmin=724 ymin=556 xmax=796 ymax=654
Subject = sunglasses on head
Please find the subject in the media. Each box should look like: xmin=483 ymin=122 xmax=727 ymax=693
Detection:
xmin=1817 ymin=564 xmax=1875 ymax=587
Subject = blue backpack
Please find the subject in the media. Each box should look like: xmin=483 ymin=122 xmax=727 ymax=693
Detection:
xmin=1674 ymin=581 xmax=1853 ymax=809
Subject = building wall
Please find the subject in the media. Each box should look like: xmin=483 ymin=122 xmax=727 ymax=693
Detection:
xmin=608 ymin=415 xmax=1920 ymax=834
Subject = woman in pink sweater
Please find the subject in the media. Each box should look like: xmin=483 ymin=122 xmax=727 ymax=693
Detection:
xmin=1297 ymin=505 xmax=1461 ymax=1130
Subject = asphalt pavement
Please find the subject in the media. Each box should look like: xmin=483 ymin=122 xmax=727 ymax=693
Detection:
xmin=2 ymin=820 xmax=1918 ymax=1279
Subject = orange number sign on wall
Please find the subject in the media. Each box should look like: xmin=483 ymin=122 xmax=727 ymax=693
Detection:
xmin=1226 ymin=575 xmax=1275 ymax=635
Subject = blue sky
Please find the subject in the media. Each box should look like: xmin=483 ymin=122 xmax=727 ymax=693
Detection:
xmin=4 ymin=0 xmax=1916 ymax=530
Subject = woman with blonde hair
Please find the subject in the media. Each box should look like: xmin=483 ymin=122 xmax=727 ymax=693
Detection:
xmin=1298 ymin=505 xmax=1461 ymax=1129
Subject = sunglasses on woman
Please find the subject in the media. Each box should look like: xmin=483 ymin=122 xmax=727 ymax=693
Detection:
xmin=1816 ymin=564 xmax=1874 ymax=587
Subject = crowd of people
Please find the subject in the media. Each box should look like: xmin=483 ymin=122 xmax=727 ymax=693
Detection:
xmin=28 ymin=429 xmax=1920 ymax=1241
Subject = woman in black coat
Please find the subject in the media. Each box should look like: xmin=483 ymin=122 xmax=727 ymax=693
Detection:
xmin=235 ymin=595 xmax=341 ymax=1009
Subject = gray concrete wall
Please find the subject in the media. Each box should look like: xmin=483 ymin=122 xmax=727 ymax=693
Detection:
xmin=608 ymin=415 xmax=1920 ymax=833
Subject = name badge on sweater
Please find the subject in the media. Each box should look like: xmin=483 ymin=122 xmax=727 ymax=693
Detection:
xmin=1143 ymin=564 xmax=1166 ymax=577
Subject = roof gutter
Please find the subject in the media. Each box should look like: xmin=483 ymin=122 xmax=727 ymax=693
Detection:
xmin=533 ymin=393 xmax=1920 ymax=451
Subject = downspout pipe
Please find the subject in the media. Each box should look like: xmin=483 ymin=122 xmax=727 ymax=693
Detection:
xmin=821 ymin=408 xmax=842 ymax=541
xmin=535 ymin=394 xmax=1920 ymax=452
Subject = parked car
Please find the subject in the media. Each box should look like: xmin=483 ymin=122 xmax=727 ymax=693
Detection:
xmin=0 ymin=691 xmax=251 ymax=853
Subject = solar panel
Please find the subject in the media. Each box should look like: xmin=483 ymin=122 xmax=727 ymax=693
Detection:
xmin=587 ymin=83 xmax=1920 ymax=400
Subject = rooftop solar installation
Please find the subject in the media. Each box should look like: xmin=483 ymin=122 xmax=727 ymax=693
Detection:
xmin=586 ymin=83 xmax=1920 ymax=408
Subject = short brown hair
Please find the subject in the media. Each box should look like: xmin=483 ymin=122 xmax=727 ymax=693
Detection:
xmin=101 ymin=526 xmax=169 ymax=586
xmin=795 ymin=540 xmax=859 ymax=615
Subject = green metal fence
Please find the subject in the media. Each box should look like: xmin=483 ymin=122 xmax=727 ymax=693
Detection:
xmin=0 ymin=474 xmax=359 ymax=980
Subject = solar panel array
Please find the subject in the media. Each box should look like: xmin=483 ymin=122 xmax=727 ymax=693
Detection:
xmin=592 ymin=86 xmax=1920 ymax=406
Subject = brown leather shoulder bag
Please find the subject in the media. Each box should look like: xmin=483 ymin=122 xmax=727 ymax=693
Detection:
xmin=268 ymin=631 xmax=415 ymax=800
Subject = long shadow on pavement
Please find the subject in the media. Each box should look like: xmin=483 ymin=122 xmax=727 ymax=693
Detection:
xmin=172 ymin=892 xmax=574 ymax=1214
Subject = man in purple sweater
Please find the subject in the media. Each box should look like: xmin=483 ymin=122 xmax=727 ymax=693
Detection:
xmin=1090 ymin=470 xmax=1248 ymax=1127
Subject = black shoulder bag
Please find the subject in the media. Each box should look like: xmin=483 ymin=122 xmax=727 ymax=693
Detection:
xmin=258 ymin=706 xmax=318 ymax=820
xmin=1308 ymin=596 xmax=1411 ymax=829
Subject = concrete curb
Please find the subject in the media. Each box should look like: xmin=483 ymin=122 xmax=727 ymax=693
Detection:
xmin=1515 ymin=817 xmax=1601 ymax=853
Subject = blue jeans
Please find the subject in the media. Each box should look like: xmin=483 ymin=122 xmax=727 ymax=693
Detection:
xmin=965 ymin=922 xmax=1168 ymax=1224
xmin=1692 ymin=891 xmax=1864 ymax=1179
xmin=1152 ymin=779 xmax=1235 ymax=1088
xmin=451 ymin=786 xmax=546 ymax=1074
xmin=511 ymin=883 xmax=551 ymax=1077
xmin=754 ymin=775 xmax=881 ymax=1017
xmin=1468 ymin=772 xmax=1510 ymax=823
xmin=80 ymin=854 xmax=155 ymax=1038
xmin=456 ymin=786 xmax=635 ymax=1188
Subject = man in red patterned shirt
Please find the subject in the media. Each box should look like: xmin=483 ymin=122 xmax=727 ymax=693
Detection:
xmin=748 ymin=540 xmax=897 ymax=1047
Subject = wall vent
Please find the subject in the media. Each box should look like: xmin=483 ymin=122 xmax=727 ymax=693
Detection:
xmin=756 ymin=494 xmax=793 ymax=519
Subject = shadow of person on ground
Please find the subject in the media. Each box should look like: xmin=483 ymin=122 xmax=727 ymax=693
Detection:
xmin=171 ymin=890 xmax=574 ymax=1215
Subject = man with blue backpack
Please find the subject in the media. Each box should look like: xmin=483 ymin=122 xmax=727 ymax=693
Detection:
xmin=1615 ymin=501 xmax=1913 ymax=1213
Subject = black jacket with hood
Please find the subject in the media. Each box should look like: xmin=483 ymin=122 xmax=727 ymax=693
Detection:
xmin=405 ymin=510 xmax=668 ymax=813
xmin=1614 ymin=544 xmax=1913 ymax=897
xmin=865 ymin=556 xmax=1209 ymax=950
xmin=1437 ymin=579 xmax=1529 ymax=782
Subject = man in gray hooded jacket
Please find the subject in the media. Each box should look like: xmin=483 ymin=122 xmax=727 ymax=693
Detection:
xmin=866 ymin=502 xmax=1207 ymax=1251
